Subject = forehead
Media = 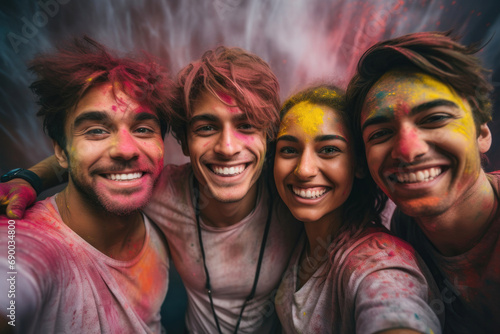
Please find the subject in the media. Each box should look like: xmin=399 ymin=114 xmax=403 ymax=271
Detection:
xmin=192 ymin=90 xmax=240 ymax=116
xmin=73 ymin=83 xmax=153 ymax=118
xmin=362 ymin=70 xmax=464 ymax=120
xmin=279 ymin=102 xmax=347 ymax=137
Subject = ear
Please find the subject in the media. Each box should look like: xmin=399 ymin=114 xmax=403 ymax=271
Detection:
xmin=53 ymin=140 xmax=69 ymax=169
xmin=477 ymin=123 xmax=492 ymax=154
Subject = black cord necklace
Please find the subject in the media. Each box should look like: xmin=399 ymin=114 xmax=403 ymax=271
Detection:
xmin=194 ymin=179 xmax=273 ymax=334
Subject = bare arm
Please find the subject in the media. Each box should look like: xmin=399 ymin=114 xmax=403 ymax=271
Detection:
xmin=0 ymin=155 xmax=67 ymax=218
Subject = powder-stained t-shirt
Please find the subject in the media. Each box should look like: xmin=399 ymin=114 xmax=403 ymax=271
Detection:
xmin=392 ymin=172 xmax=500 ymax=334
xmin=275 ymin=228 xmax=443 ymax=334
xmin=144 ymin=164 xmax=302 ymax=333
xmin=0 ymin=196 xmax=169 ymax=334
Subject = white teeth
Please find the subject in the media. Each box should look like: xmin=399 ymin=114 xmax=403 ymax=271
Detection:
xmin=292 ymin=186 xmax=327 ymax=199
xmin=212 ymin=165 xmax=245 ymax=176
xmin=393 ymin=167 xmax=442 ymax=184
xmin=106 ymin=172 xmax=142 ymax=181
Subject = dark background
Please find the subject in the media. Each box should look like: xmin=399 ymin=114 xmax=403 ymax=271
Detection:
xmin=1 ymin=0 xmax=499 ymax=173
xmin=1 ymin=0 xmax=499 ymax=332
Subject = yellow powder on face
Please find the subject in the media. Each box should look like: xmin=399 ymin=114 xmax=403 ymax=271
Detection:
xmin=278 ymin=101 xmax=324 ymax=138
xmin=418 ymin=73 xmax=470 ymax=112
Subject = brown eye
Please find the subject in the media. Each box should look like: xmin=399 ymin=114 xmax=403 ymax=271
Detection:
xmin=420 ymin=114 xmax=452 ymax=126
xmin=319 ymin=146 xmax=340 ymax=156
xmin=368 ymin=128 xmax=392 ymax=142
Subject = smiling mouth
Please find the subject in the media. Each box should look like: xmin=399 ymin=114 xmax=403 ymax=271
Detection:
xmin=389 ymin=167 xmax=443 ymax=184
xmin=210 ymin=164 xmax=246 ymax=176
xmin=105 ymin=172 xmax=143 ymax=181
xmin=291 ymin=186 xmax=329 ymax=199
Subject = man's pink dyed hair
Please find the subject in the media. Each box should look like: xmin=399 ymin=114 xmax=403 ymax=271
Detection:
xmin=29 ymin=36 xmax=174 ymax=149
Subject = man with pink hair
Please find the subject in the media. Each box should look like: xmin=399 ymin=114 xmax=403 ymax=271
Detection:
xmin=0 ymin=37 xmax=172 ymax=333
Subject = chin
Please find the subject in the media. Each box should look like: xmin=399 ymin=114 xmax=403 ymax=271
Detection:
xmin=289 ymin=210 xmax=321 ymax=224
xmin=98 ymin=192 xmax=151 ymax=216
xmin=396 ymin=198 xmax=448 ymax=218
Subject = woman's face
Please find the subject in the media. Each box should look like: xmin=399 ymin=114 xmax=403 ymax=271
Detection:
xmin=274 ymin=101 xmax=357 ymax=223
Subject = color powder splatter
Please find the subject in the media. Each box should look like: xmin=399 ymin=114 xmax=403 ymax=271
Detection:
xmin=279 ymin=101 xmax=324 ymax=138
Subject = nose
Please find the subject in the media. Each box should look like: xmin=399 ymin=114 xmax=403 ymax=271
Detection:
xmin=109 ymin=129 xmax=140 ymax=161
xmin=391 ymin=124 xmax=428 ymax=163
xmin=294 ymin=148 xmax=318 ymax=180
xmin=214 ymin=127 xmax=243 ymax=157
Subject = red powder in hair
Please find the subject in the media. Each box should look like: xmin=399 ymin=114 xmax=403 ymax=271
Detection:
xmin=216 ymin=91 xmax=234 ymax=104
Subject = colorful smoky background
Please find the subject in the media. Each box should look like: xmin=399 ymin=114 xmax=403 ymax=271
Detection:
xmin=1 ymin=0 xmax=499 ymax=171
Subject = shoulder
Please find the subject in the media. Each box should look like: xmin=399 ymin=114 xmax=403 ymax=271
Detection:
xmin=163 ymin=163 xmax=192 ymax=179
xmin=487 ymin=171 xmax=500 ymax=195
xmin=340 ymin=228 xmax=421 ymax=278
xmin=1 ymin=197 xmax=76 ymax=258
xmin=349 ymin=228 xmax=416 ymax=257
xmin=1 ymin=198 xmax=62 ymax=239
xmin=154 ymin=163 xmax=192 ymax=193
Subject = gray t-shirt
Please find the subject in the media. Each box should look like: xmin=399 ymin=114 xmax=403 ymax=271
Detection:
xmin=144 ymin=163 xmax=302 ymax=333
xmin=275 ymin=228 xmax=443 ymax=334
xmin=391 ymin=172 xmax=500 ymax=334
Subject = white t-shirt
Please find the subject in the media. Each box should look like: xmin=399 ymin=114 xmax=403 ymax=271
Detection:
xmin=275 ymin=228 xmax=443 ymax=334
xmin=145 ymin=164 xmax=302 ymax=333
xmin=0 ymin=196 xmax=169 ymax=334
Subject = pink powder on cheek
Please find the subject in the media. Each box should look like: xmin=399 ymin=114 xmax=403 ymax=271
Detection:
xmin=112 ymin=105 xmax=117 ymax=112
xmin=234 ymin=131 xmax=255 ymax=143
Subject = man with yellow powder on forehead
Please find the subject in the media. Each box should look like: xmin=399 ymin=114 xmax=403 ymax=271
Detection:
xmin=347 ymin=31 xmax=500 ymax=333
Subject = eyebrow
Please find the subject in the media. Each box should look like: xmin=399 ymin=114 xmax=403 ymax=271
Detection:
xmin=189 ymin=113 xmax=250 ymax=125
xmin=189 ymin=114 xmax=218 ymax=126
xmin=73 ymin=111 xmax=160 ymax=128
xmin=276 ymin=135 xmax=298 ymax=143
xmin=73 ymin=111 xmax=110 ymax=128
xmin=361 ymin=99 xmax=459 ymax=132
xmin=135 ymin=111 xmax=161 ymax=126
xmin=315 ymin=134 xmax=347 ymax=143
xmin=276 ymin=134 xmax=347 ymax=143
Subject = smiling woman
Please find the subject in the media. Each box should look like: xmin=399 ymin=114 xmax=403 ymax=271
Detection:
xmin=272 ymin=84 xmax=443 ymax=334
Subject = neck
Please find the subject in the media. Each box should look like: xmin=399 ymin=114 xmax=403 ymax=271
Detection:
xmin=416 ymin=171 xmax=497 ymax=256
xmin=303 ymin=209 xmax=343 ymax=265
xmin=197 ymin=182 xmax=259 ymax=228
xmin=56 ymin=185 xmax=145 ymax=260
xmin=296 ymin=209 xmax=342 ymax=289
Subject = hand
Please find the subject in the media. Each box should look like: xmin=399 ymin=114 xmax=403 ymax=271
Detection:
xmin=0 ymin=179 xmax=37 ymax=219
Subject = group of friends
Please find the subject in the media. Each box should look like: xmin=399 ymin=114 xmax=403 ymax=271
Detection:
xmin=0 ymin=31 xmax=498 ymax=334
